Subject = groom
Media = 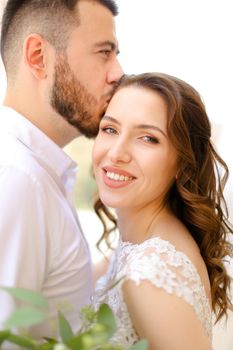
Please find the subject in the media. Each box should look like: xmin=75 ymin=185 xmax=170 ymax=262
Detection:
xmin=0 ymin=0 xmax=123 ymax=338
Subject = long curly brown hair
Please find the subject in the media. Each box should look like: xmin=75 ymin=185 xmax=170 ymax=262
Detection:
xmin=94 ymin=72 xmax=233 ymax=322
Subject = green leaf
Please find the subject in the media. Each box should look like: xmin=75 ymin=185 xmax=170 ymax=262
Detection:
xmin=0 ymin=330 xmax=10 ymax=345
xmin=87 ymin=327 xmax=109 ymax=346
xmin=4 ymin=307 xmax=46 ymax=328
xmin=67 ymin=330 xmax=104 ymax=350
xmin=1 ymin=287 xmax=49 ymax=308
xmin=80 ymin=305 xmax=97 ymax=323
xmin=67 ymin=333 xmax=83 ymax=350
xmin=43 ymin=337 xmax=58 ymax=345
xmin=96 ymin=304 xmax=116 ymax=337
xmin=5 ymin=333 xmax=36 ymax=349
xmin=97 ymin=345 xmax=124 ymax=350
xmin=128 ymin=339 xmax=148 ymax=350
xmin=58 ymin=311 xmax=74 ymax=343
xmin=36 ymin=343 xmax=55 ymax=350
xmin=68 ymin=331 xmax=107 ymax=350
xmin=53 ymin=344 xmax=71 ymax=350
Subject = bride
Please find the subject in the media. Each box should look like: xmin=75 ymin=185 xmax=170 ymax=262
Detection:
xmin=92 ymin=73 xmax=233 ymax=349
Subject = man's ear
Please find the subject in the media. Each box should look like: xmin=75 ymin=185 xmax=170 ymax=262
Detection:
xmin=23 ymin=34 xmax=48 ymax=80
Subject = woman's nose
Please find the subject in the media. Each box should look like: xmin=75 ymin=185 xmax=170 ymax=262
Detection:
xmin=108 ymin=140 xmax=132 ymax=164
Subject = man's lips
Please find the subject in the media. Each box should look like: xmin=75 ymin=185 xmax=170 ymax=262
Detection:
xmin=104 ymin=86 xmax=117 ymax=102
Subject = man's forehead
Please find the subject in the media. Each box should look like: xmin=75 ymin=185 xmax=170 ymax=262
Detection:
xmin=76 ymin=0 xmax=115 ymax=20
xmin=71 ymin=3 xmax=118 ymax=43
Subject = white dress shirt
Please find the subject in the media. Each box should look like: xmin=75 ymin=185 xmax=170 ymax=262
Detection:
xmin=0 ymin=106 xmax=93 ymax=338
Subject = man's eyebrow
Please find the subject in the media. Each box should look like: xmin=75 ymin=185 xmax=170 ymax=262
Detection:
xmin=94 ymin=41 xmax=120 ymax=55
xmin=102 ymin=116 xmax=167 ymax=137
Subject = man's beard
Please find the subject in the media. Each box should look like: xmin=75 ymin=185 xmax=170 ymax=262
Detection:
xmin=50 ymin=54 xmax=105 ymax=138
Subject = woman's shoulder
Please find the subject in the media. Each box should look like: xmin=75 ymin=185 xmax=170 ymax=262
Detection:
xmin=153 ymin=216 xmax=211 ymax=297
xmin=120 ymin=234 xmax=200 ymax=276
xmin=118 ymin=218 xmax=213 ymax=341
xmin=119 ymin=216 xmax=211 ymax=301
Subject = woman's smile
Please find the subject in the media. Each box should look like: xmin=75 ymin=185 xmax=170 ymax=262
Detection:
xmin=102 ymin=166 xmax=136 ymax=189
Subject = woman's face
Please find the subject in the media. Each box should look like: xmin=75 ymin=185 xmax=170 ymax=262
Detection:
xmin=92 ymin=85 xmax=178 ymax=210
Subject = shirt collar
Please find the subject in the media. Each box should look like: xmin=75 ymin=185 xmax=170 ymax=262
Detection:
xmin=0 ymin=105 xmax=78 ymax=179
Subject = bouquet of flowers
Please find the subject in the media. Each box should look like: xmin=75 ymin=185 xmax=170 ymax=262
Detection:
xmin=0 ymin=287 xmax=147 ymax=350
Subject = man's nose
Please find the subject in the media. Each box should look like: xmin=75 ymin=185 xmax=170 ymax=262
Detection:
xmin=107 ymin=58 xmax=124 ymax=84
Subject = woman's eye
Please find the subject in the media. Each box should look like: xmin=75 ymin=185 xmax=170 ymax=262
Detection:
xmin=100 ymin=127 xmax=117 ymax=135
xmin=141 ymin=136 xmax=159 ymax=144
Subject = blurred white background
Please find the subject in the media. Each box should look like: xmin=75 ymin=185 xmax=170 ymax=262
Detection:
xmin=0 ymin=0 xmax=233 ymax=348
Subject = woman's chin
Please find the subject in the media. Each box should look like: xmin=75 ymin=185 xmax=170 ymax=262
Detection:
xmin=99 ymin=195 xmax=120 ymax=210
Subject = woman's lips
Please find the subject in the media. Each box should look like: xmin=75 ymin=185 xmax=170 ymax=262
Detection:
xmin=103 ymin=166 xmax=136 ymax=178
xmin=102 ymin=167 xmax=136 ymax=189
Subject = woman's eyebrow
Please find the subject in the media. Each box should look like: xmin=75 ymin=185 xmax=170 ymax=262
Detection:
xmin=102 ymin=116 xmax=167 ymax=137
xmin=102 ymin=115 xmax=120 ymax=125
xmin=135 ymin=124 xmax=167 ymax=137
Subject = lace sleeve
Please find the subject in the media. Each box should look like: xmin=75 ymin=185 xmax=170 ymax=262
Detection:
xmin=118 ymin=237 xmax=212 ymax=338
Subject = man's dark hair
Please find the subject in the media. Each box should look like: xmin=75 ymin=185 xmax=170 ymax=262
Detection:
xmin=0 ymin=0 xmax=118 ymax=76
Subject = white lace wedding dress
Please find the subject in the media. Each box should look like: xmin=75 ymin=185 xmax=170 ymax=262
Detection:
xmin=93 ymin=236 xmax=212 ymax=348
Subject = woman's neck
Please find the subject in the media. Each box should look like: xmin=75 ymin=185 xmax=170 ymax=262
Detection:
xmin=116 ymin=202 xmax=172 ymax=244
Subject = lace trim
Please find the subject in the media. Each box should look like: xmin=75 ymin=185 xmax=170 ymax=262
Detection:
xmin=94 ymin=236 xmax=212 ymax=347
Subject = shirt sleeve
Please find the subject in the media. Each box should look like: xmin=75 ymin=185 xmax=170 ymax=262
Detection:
xmin=0 ymin=165 xmax=48 ymax=327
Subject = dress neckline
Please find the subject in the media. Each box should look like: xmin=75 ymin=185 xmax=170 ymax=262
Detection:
xmin=119 ymin=234 xmax=212 ymax=311
xmin=120 ymin=235 xmax=177 ymax=249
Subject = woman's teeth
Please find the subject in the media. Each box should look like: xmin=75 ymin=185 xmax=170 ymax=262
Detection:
xmin=106 ymin=171 xmax=132 ymax=181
